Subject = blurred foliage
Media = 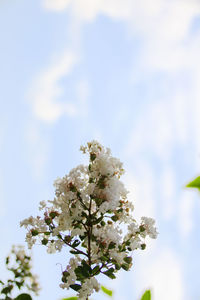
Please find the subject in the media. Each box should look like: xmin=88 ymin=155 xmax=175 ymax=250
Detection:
xmin=141 ymin=290 xmax=151 ymax=300
xmin=101 ymin=285 xmax=113 ymax=297
xmin=186 ymin=176 xmax=200 ymax=190
xmin=62 ymin=288 xmax=151 ymax=299
xmin=0 ymin=245 xmax=40 ymax=300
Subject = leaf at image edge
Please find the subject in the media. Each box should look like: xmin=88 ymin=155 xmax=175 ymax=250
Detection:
xmin=186 ymin=176 xmax=200 ymax=190
xmin=141 ymin=290 xmax=151 ymax=300
xmin=62 ymin=297 xmax=78 ymax=300
xmin=14 ymin=294 xmax=32 ymax=300
xmin=101 ymin=285 xmax=113 ymax=297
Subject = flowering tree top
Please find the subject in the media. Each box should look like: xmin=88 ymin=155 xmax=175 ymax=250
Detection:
xmin=20 ymin=140 xmax=158 ymax=299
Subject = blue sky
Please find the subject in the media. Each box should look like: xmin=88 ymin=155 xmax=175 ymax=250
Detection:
xmin=1 ymin=0 xmax=200 ymax=299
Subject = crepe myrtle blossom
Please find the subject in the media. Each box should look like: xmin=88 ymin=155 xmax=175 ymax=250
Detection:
xmin=20 ymin=140 xmax=158 ymax=299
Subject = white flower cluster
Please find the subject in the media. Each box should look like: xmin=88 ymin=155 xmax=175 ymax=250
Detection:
xmin=20 ymin=140 xmax=158 ymax=299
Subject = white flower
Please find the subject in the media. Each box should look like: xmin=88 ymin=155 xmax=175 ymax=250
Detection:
xmin=141 ymin=216 xmax=158 ymax=239
xmin=21 ymin=140 xmax=158 ymax=299
xmin=47 ymin=243 xmax=56 ymax=254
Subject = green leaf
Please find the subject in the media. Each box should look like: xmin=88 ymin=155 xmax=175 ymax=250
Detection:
xmin=121 ymin=263 xmax=129 ymax=271
xmin=92 ymin=265 xmax=100 ymax=275
xmin=141 ymin=290 xmax=151 ymax=300
xmin=81 ymin=260 xmax=92 ymax=274
xmin=69 ymin=284 xmax=82 ymax=291
xmin=186 ymin=176 xmax=200 ymax=190
xmin=103 ymin=268 xmax=116 ymax=279
xmin=72 ymin=240 xmax=80 ymax=247
xmin=62 ymin=298 xmax=78 ymax=300
xmin=1 ymin=285 xmax=13 ymax=294
xmin=14 ymin=293 xmax=32 ymax=300
xmin=101 ymin=285 xmax=113 ymax=297
xmin=70 ymin=250 xmax=81 ymax=255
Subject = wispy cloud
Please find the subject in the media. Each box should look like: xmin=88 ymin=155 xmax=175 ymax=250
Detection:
xmin=42 ymin=0 xmax=71 ymax=11
xmin=29 ymin=51 xmax=79 ymax=123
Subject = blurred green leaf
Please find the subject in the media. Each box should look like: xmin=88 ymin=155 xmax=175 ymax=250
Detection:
xmin=62 ymin=297 xmax=78 ymax=300
xmin=141 ymin=290 xmax=151 ymax=300
xmin=101 ymin=285 xmax=113 ymax=297
xmin=14 ymin=293 xmax=32 ymax=300
xmin=186 ymin=176 xmax=200 ymax=190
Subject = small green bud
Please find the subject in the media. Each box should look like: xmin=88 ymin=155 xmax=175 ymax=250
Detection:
xmin=42 ymin=238 xmax=48 ymax=245
xmin=141 ymin=243 xmax=146 ymax=250
xmin=89 ymin=177 xmax=94 ymax=183
xmin=111 ymin=215 xmax=119 ymax=222
xmin=64 ymin=235 xmax=72 ymax=243
xmin=49 ymin=211 xmax=59 ymax=219
xmin=31 ymin=229 xmax=39 ymax=236
xmin=100 ymin=220 xmax=106 ymax=226
xmin=108 ymin=242 xmax=116 ymax=249
xmin=139 ymin=225 xmax=145 ymax=232
xmin=62 ymin=276 xmax=67 ymax=283
xmin=45 ymin=217 xmax=51 ymax=225
xmin=69 ymin=183 xmax=77 ymax=192
xmin=63 ymin=271 xmax=70 ymax=277
xmin=123 ymin=256 xmax=132 ymax=264
xmin=90 ymin=153 xmax=96 ymax=161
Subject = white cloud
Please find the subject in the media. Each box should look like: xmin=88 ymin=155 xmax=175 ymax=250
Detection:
xmin=29 ymin=51 xmax=79 ymax=123
xmin=135 ymin=248 xmax=185 ymax=300
xmin=42 ymin=0 xmax=71 ymax=11
xmin=42 ymin=0 xmax=133 ymax=20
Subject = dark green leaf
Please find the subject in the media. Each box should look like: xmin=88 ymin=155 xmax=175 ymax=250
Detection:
xmin=1 ymin=285 xmax=13 ymax=294
xmin=72 ymin=240 xmax=80 ymax=247
xmin=70 ymin=250 xmax=81 ymax=255
xmin=101 ymin=285 xmax=113 ymax=297
xmin=141 ymin=290 xmax=151 ymax=300
xmin=14 ymin=293 xmax=32 ymax=300
xmin=92 ymin=216 xmax=103 ymax=225
xmin=92 ymin=265 xmax=100 ymax=275
xmin=81 ymin=260 xmax=92 ymax=274
xmin=186 ymin=176 xmax=200 ymax=190
xmin=103 ymin=268 xmax=116 ymax=279
xmin=69 ymin=284 xmax=81 ymax=291
xmin=108 ymin=242 xmax=116 ymax=249
xmin=121 ymin=263 xmax=129 ymax=271
xmin=114 ymin=263 xmax=121 ymax=270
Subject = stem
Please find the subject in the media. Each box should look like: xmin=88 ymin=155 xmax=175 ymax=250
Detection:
xmin=86 ymin=197 xmax=93 ymax=300
xmin=60 ymin=235 xmax=88 ymax=257
xmin=88 ymin=197 xmax=92 ymax=266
